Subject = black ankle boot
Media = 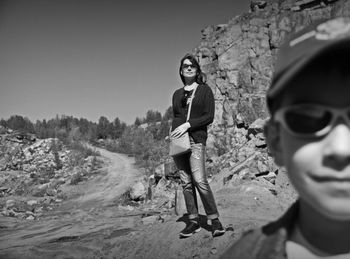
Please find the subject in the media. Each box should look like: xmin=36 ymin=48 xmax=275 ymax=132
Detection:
xmin=179 ymin=219 xmax=201 ymax=238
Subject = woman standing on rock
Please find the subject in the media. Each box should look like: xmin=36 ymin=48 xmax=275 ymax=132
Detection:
xmin=170 ymin=53 xmax=225 ymax=238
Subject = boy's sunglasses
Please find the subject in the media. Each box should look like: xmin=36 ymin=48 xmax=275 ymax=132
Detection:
xmin=274 ymin=104 xmax=350 ymax=138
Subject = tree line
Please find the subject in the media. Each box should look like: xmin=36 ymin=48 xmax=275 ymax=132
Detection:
xmin=0 ymin=107 xmax=173 ymax=172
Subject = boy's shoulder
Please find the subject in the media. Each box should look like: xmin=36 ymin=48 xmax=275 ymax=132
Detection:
xmin=220 ymin=226 xmax=290 ymax=258
xmin=220 ymin=228 xmax=266 ymax=259
xmin=220 ymin=201 xmax=299 ymax=259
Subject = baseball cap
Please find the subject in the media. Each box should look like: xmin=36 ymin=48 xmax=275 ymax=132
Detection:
xmin=267 ymin=17 xmax=350 ymax=113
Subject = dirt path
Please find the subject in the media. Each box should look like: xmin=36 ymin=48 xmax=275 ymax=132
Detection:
xmin=0 ymin=148 xmax=143 ymax=258
xmin=0 ymin=147 xmax=294 ymax=259
xmin=69 ymin=146 xmax=142 ymax=207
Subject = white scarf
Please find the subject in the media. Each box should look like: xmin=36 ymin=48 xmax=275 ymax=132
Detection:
xmin=183 ymin=82 xmax=198 ymax=91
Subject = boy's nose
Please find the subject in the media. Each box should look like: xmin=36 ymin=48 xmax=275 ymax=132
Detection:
xmin=323 ymin=124 xmax=350 ymax=168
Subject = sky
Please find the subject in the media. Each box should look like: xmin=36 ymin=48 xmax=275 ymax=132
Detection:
xmin=0 ymin=0 xmax=277 ymax=125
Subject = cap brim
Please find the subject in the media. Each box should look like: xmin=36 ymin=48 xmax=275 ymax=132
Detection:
xmin=267 ymin=37 xmax=350 ymax=105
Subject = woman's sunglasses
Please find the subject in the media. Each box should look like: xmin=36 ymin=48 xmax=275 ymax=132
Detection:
xmin=274 ymin=104 xmax=350 ymax=138
xmin=181 ymin=64 xmax=197 ymax=70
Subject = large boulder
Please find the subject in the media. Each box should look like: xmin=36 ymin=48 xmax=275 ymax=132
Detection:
xmin=129 ymin=181 xmax=147 ymax=201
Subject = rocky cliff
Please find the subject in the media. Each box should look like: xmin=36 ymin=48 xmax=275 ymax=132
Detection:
xmin=194 ymin=0 xmax=350 ymax=156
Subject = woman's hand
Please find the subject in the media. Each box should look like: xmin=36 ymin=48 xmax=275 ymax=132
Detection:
xmin=170 ymin=122 xmax=191 ymax=139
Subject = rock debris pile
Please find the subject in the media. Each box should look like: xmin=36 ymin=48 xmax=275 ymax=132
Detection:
xmin=0 ymin=127 xmax=102 ymax=220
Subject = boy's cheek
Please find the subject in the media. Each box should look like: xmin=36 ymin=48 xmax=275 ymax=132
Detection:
xmin=279 ymin=133 xmax=316 ymax=168
xmin=282 ymin=146 xmax=313 ymax=195
xmin=265 ymin=121 xmax=314 ymax=168
xmin=282 ymin=138 xmax=322 ymax=182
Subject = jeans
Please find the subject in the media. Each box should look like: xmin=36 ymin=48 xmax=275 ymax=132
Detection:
xmin=173 ymin=138 xmax=219 ymax=220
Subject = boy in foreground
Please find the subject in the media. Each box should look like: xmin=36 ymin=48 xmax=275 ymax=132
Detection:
xmin=221 ymin=17 xmax=350 ymax=258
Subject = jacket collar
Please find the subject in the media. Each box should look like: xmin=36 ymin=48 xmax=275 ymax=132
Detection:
xmin=258 ymin=200 xmax=300 ymax=259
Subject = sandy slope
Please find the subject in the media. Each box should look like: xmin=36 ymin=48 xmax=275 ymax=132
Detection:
xmin=111 ymin=183 xmax=292 ymax=259
xmin=0 ymin=148 xmax=143 ymax=258
xmin=70 ymin=146 xmax=142 ymax=206
xmin=0 ymin=147 xmax=294 ymax=259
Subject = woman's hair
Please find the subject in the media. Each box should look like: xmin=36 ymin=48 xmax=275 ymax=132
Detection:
xmin=179 ymin=53 xmax=206 ymax=85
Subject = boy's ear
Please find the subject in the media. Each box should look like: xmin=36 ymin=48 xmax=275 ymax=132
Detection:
xmin=264 ymin=119 xmax=284 ymax=166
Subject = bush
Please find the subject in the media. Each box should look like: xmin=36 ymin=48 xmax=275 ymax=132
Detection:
xmin=66 ymin=141 xmax=100 ymax=158
xmin=70 ymin=169 xmax=87 ymax=185
xmin=51 ymin=139 xmax=63 ymax=170
xmin=64 ymin=140 xmax=100 ymax=168
xmin=103 ymin=125 xmax=169 ymax=175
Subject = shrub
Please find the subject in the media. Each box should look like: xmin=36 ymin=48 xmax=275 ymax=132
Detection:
xmin=51 ymin=139 xmax=63 ymax=170
xmin=70 ymin=171 xmax=85 ymax=185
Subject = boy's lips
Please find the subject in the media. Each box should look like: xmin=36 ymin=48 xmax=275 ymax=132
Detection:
xmin=310 ymin=173 xmax=350 ymax=183
xmin=310 ymin=173 xmax=350 ymax=196
xmin=313 ymin=176 xmax=350 ymax=182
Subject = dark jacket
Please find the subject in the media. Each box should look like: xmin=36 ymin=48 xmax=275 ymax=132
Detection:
xmin=171 ymin=83 xmax=215 ymax=145
xmin=220 ymin=201 xmax=299 ymax=259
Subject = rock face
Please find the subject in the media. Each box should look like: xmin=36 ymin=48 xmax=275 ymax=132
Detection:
xmin=193 ymin=0 xmax=349 ymax=156
xmin=163 ymin=0 xmax=348 ymax=201
xmin=0 ymin=130 xmax=67 ymax=172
